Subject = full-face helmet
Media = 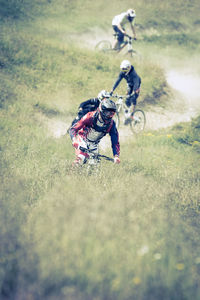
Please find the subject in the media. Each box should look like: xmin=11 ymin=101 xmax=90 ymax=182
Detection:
xmin=98 ymin=90 xmax=110 ymax=101
xmin=127 ymin=8 xmax=136 ymax=18
xmin=120 ymin=60 xmax=132 ymax=73
xmin=99 ymin=99 xmax=116 ymax=122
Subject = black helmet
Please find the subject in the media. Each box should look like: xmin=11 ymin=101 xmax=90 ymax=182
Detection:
xmin=99 ymin=99 xmax=116 ymax=121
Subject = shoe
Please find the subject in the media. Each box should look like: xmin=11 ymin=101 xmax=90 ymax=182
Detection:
xmin=124 ymin=117 xmax=132 ymax=125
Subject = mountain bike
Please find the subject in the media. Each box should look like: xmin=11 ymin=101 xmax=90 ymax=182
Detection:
xmin=79 ymin=146 xmax=114 ymax=175
xmin=95 ymin=35 xmax=141 ymax=59
xmin=111 ymin=94 xmax=146 ymax=134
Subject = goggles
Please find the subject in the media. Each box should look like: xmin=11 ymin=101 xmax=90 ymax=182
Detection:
xmin=102 ymin=110 xmax=115 ymax=118
xmin=121 ymin=67 xmax=129 ymax=72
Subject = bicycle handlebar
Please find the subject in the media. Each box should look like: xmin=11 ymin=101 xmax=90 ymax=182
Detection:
xmin=112 ymin=94 xmax=127 ymax=99
xmin=79 ymin=146 xmax=114 ymax=162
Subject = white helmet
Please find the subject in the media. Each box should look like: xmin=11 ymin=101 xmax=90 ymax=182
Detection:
xmin=127 ymin=8 xmax=136 ymax=18
xmin=98 ymin=90 xmax=110 ymax=101
xmin=120 ymin=60 xmax=132 ymax=73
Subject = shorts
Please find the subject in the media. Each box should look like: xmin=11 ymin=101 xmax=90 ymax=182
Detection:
xmin=125 ymin=94 xmax=139 ymax=106
xmin=125 ymin=86 xmax=141 ymax=107
xmin=112 ymin=25 xmax=125 ymax=43
xmin=74 ymin=136 xmax=99 ymax=165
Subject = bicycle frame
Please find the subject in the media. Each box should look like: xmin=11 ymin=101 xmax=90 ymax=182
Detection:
xmin=113 ymin=95 xmax=131 ymax=115
xmin=95 ymin=36 xmax=140 ymax=59
xmin=111 ymin=94 xmax=146 ymax=133
xmin=114 ymin=35 xmax=134 ymax=53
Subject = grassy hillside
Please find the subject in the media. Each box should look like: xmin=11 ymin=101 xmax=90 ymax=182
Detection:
xmin=0 ymin=0 xmax=200 ymax=299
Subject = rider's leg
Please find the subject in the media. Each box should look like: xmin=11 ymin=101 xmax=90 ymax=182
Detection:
xmin=71 ymin=135 xmax=89 ymax=167
xmin=112 ymin=26 xmax=124 ymax=50
xmin=72 ymin=148 xmax=89 ymax=167
xmin=130 ymin=93 xmax=139 ymax=118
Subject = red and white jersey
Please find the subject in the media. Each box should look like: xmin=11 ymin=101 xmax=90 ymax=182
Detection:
xmin=70 ymin=111 xmax=120 ymax=157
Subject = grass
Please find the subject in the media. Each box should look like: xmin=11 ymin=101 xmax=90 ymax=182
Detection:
xmin=0 ymin=0 xmax=200 ymax=299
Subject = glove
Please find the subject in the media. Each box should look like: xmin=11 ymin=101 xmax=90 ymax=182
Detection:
xmin=134 ymin=37 xmax=137 ymax=41
xmin=114 ymin=156 xmax=120 ymax=164
xmin=72 ymin=137 xmax=79 ymax=149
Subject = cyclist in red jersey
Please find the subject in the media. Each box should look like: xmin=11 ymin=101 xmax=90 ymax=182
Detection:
xmin=69 ymin=99 xmax=120 ymax=166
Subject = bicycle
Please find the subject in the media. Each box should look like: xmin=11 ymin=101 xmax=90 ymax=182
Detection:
xmin=111 ymin=94 xmax=146 ymax=134
xmin=79 ymin=146 xmax=114 ymax=175
xmin=95 ymin=35 xmax=141 ymax=58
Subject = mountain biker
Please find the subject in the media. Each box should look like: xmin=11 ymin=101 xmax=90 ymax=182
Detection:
xmin=70 ymin=90 xmax=110 ymax=127
xmin=110 ymin=60 xmax=141 ymax=124
xmin=112 ymin=8 xmax=137 ymax=50
xmin=69 ymin=98 xmax=120 ymax=166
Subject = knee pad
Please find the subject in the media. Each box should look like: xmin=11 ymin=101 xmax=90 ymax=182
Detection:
xmin=77 ymin=153 xmax=87 ymax=164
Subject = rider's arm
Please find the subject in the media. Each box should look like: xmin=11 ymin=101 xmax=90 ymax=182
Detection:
xmin=109 ymin=121 xmax=120 ymax=157
xmin=133 ymin=74 xmax=141 ymax=93
xmin=117 ymin=24 xmax=127 ymax=36
xmin=111 ymin=72 xmax=124 ymax=93
xmin=69 ymin=112 xmax=93 ymax=139
xmin=130 ymin=23 xmax=137 ymax=39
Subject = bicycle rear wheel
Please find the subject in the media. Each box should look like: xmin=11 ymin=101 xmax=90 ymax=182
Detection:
xmin=130 ymin=109 xmax=146 ymax=134
xmin=95 ymin=40 xmax=112 ymax=52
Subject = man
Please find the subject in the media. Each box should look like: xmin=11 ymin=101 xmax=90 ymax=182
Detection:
xmin=70 ymin=90 xmax=110 ymax=127
xmin=69 ymin=99 xmax=120 ymax=166
xmin=110 ymin=60 xmax=141 ymax=124
xmin=112 ymin=8 xmax=137 ymax=50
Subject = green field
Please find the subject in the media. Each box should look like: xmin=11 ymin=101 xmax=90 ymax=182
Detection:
xmin=0 ymin=0 xmax=200 ymax=299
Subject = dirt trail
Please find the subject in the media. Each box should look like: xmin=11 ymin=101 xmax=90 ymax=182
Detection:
xmin=145 ymin=68 xmax=200 ymax=131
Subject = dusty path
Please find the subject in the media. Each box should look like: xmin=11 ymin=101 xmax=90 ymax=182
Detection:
xmin=145 ymin=68 xmax=200 ymax=131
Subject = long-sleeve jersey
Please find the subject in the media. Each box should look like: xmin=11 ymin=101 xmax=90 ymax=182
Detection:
xmin=112 ymin=66 xmax=141 ymax=94
xmin=70 ymin=111 xmax=120 ymax=157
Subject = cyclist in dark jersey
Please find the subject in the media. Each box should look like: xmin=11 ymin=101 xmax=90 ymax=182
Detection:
xmin=70 ymin=90 xmax=110 ymax=127
xmin=110 ymin=60 xmax=141 ymax=124
xmin=69 ymin=99 xmax=120 ymax=166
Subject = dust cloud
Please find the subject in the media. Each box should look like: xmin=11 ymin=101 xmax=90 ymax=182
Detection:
xmin=145 ymin=68 xmax=200 ymax=130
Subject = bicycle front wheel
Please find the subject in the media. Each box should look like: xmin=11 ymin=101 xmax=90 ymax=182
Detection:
xmin=130 ymin=109 xmax=146 ymax=134
xmin=126 ymin=49 xmax=142 ymax=61
xmin=95 ymin=40 xmax=112 ymax=52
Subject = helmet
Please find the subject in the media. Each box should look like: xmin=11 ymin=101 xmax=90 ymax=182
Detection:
xmin=127 ymin=8 xmax=136 ymax=18
xmin=98 ymin=90 xmax=110 ymax=101
xmin=120 ymin=60 xmax=132 ymax=73
xmin=99 ymin=99 xmax=116 ymax=122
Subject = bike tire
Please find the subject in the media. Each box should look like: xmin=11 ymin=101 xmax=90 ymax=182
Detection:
xmin=113 ymin=112 xmax=120 ymax=128
xmin=95 ymin=40 xmax=112 ymax=52
xmin=130 ymin=109 xmax=146 ymax=134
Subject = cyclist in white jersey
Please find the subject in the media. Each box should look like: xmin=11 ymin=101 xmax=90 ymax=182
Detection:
xmin=112 ymin=8 xmax=137 ymax=50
